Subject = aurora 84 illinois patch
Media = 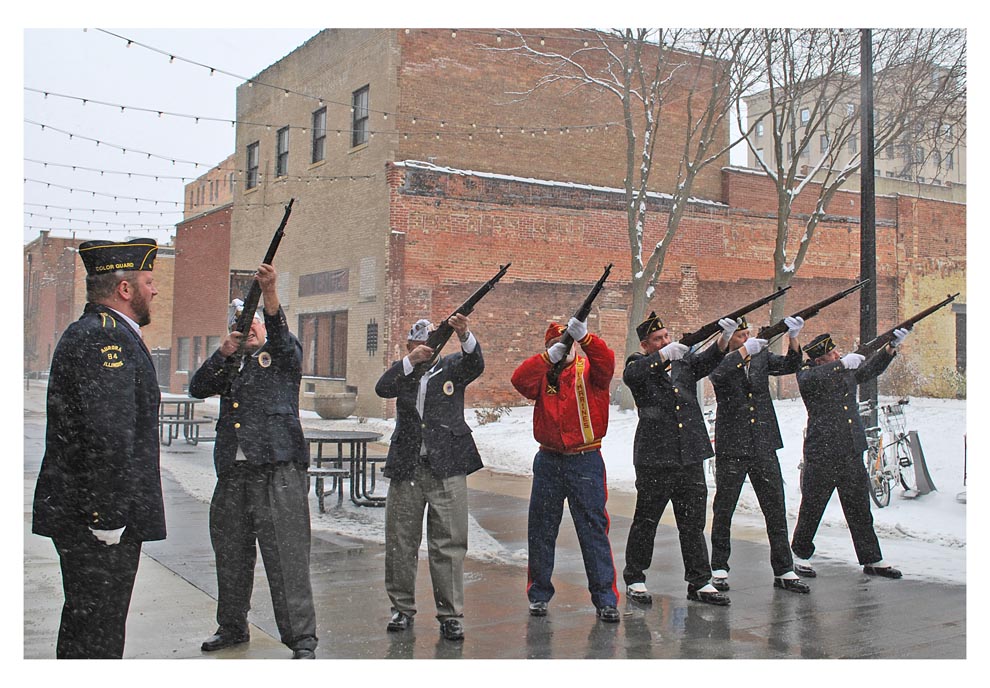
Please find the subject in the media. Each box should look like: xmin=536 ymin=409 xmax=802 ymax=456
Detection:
xmin=101 ymin=343 xmax=125 ymax=369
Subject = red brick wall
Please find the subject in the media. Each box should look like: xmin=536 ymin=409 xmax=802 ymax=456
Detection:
xmin=170 ymin=205 xmax=232 ymax=392
xmin=395 ymin=29 xmax=728 ymax=201
xmin=385 ymin=164 xmax=964 ymax=407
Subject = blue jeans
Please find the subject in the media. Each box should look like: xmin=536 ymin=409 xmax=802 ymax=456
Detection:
xmin=527 ymin=448 xmax=618 ymax=608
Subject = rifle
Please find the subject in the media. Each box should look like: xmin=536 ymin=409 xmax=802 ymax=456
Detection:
xmin=855 ymin=292 xmax=959 ymax=356
xmin=410 ymin=263 xmax=511 ymax=379
xmin=679 ymin=286 xmax=791 ymax=348
xmin=546 ymin=263 xmax=612 ymax=390
xmin=223 ymin=198 xmax=294 ymax=387
xmin=757 ymin=279 xmax=869 ymax=341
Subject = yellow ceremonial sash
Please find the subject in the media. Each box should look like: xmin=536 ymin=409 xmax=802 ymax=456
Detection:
xmin=573 ymin=357 xmax=595 ymax=445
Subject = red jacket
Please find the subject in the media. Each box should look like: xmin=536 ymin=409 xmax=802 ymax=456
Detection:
xmin=511 ymin=333 xmax=615 ymax=453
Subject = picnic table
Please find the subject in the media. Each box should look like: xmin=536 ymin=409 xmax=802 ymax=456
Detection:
xmin=306 ymin=429 xmax=385 ymax=510
xmin=159 ymin=393 xmax=212 ymax=446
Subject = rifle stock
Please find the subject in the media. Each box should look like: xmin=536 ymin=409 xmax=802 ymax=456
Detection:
xmin=855 ymin=292 xmax=959 ymax=356
xmin=410 ymin=263 xmax=511 ymax=378
xmin=546 ymin=264 xmax=612 ymax=388
xmin=757 ymin=280 xmax=869 ymax=341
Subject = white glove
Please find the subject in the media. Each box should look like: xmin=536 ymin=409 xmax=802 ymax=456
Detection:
xmin=546 ymin=342 xmax=569 ymax=364
xmin=841 ymin=353 xmax=865 ymax=370
xmin=660 ymin=342 xmax=689 ymax=362
xmin=566 ymin=317 xmax=588 ymax=342
xmin=742 ymin=337 xmax=768 ymax=356
xmin=91 ymin=526 xmax=126 ymax=546
xmin=719 ymin=317 xmax=738 ymax=343
xmin=784 ymin=316 xmax=804 ymax=338
xmin=890 ymin=327 xmax=910 ymax=348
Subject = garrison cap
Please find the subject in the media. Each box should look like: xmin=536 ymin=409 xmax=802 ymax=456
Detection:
xmin=544 ymin=322 xmax=567 ymax=346
xmin=735 ymin=316 xmax=749 ymax=332
xmin=79 ymin=238 xmax=158 ymax=276
xmin=803 ymin=333 xmax=836 ymax=359
xmin=407 ymin=318 xmax=433 ymax=342
xmin=636 ymin=311 xmax=666 ymax=341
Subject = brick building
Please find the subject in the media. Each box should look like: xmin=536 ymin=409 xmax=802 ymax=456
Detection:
xmin=182 ymin=28 xmax=964 ymax=417
xmin=23 ymin=231 xmax=176 ymax=385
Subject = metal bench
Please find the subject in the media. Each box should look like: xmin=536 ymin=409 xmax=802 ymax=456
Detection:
xmin=308 ymin=465 xmax=351 ymax=512
xmin=160 ymin=418 xmax=213 ymax=446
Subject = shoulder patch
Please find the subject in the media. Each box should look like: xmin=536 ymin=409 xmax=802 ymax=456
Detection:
xmin=99 ymin=312 xmax=117 ymax=329
xmin=99 ymin=342 xmax=125 ymax=369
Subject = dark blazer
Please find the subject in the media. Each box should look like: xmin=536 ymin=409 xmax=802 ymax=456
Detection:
xmin=709 ymin=346 xmax=801 ymax=459
xmin=189 ymin=307 xmax=307 ymax=476
xmin=797 ymin=347 xmax=896 ymax=463
xmin=623 ymin=342 xmax=725 ymax=468
xmin=375 ymin=343 xmax=484 ymax=480
xmin=33 ymin=303 xmax=165 ymax=542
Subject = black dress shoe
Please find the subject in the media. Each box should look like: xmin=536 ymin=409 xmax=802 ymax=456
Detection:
xmin=386 ymin=611 xmax=414 ymax=632
xmin=439 ymin=618 xmax=464 ymax=641
xmin=864 ymin=564 xmax=903 ymax=579
xmin=687 ymin=584 xmax=731 ymax=606
xmin=793 ymin=563 xmax=817 ymax=578
xmin=712 ymin=576 xmax=730 ymax=592
xmin=201 ymin=628 xmax=249 ymax=652
xmin=596 ymin=606 xmax=620 ymax=623
xmin=528 ymin=601 xmax=548 ymax=617
xmin=774 ymin=577 xmax=811 ymax=594
xmin=292 ymin=648 xmax=316 ymax=659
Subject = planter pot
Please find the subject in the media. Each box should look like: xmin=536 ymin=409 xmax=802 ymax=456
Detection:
xmin=314 ymin=392 xmax=357 ymax=419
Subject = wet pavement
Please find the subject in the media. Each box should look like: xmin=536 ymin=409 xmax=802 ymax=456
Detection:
xmin=22 ymin=383 xmax=965 ymax=660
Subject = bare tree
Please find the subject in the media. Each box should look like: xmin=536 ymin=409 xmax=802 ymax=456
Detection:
xmin=738 ymin=28 xmax=966 ymax=345
xmin=491 ymin=28 xmax=763 ymax=404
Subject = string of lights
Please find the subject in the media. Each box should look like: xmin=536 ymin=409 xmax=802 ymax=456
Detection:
xmin=89 ymin=29 xmax=625 ymax=136
xmin=24 ymin=224 xmax=180 ymax=235
xmin=24 ymin=202 xmax=183 ymax=216
xmin=25 ymin=178 xmax=183 ymax=206
xmin=24 ymin=211 xmax=178 ymax=229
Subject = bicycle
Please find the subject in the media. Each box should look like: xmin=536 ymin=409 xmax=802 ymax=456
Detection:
xmin=861 ymin=398 xmax=918 ymax=508
xmin=797 ymin=398 xmax=917 ymax=507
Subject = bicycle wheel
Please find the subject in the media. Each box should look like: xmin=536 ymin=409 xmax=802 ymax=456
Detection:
xmin=867 ymin=448 xmax=891 ymax=508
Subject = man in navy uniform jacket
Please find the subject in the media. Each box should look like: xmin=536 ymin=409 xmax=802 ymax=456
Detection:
xmin=33 ymin=238 xmax=165 ymax=659
xmin=708 ymin=316 xmax=809 ymax=594
xmin=189 ymin=263 xmax=318 ymax=659
xmin=790 ymin=330 xmax=910 ymax=580
xmin=375 ymin=314 xmax=484 ymax=642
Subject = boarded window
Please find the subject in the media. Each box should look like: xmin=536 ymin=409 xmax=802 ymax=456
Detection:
xmin=299 ymin=311 xmax=348 ymax=378
xmin=299 ymin=269 xmax=349 ymax=297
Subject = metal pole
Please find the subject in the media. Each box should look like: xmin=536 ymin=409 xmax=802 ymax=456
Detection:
xmin=860 ymin=28 xmax=878 ymax=426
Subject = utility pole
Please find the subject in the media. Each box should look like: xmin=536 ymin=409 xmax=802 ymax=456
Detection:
xmin=860 ymin=28 xmax=878 ymax=426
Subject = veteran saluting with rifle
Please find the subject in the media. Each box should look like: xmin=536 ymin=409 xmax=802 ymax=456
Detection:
xmin=510 ymin=264 xmax=621 ymax=623
xmin=375 ymin=263 xmax=508 ymax=642
xmin=790 ymin=293 xmax=958 ymax=581
xmin=189 ymin=199 xmax=319 ymax=659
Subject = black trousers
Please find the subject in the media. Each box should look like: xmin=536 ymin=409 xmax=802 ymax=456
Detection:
xmin=210 ymin=461 xmax=317 ymax=651
xmin=52 ymin=530 xmax=142 ymax=659
xmin=791 ymin=452 xmax=882 ymax=565
xmin=710 ymin=452 xmax=794 ymax=577
xmin=623 ymin=462 xmax=711 ymax=588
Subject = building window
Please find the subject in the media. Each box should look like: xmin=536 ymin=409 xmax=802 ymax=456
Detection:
xmin=848 ymin=137 xmax=857 ymax=154
xmin=800 ymin=108 xmax=810 ymax=125
xmin=884 ymin=145 xmax=894 ymax=159
xmin=756 ymin=121 xmax=764 ymax=137
xmin=177 ymin=337 xmax=190 ymax=372
xmin=352 ymin=86 xmax=369 ymax=147
xmin=299 ymin=311 xmax=348 ymax=378
xmin=955 ymin=308 xmax=966 ymax=373
xmin=945 ymin=151 xmax=953 ymax=169
xmin=229 ymin=173 xmax=234 ymax=191
xmin=298 ymin=269 xmax=349 ymax=297
xmin=193 ymin=336 xmax=202 ymax=370
xmin=207 ymin=335 xmax=220 ymax=354
xmin=786 ymin=142 xmax=794 ymax=159
xmin=846 ymin=102 xmax=856 ymax=117
xmin=275 ymin=127 xmax=289 ymax=178
xmin=915 ymin=146 xmax=925 ymax=164
xmin=312 ymin=107 xmax=327 ymax=163
xmin=246 ymin=141 xmax=260 ymax=190
xmin=820 ymin=134 xmax=829 ymax=154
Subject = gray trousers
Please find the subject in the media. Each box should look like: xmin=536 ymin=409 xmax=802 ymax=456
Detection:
xmin=210 ymin=461 xmax=317 ymax=650
xmin=384 ymin=463 xmax=468 ymax=621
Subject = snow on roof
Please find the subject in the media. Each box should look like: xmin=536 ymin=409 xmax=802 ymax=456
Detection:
xmin=394 ymin=160 xmax=727 ymax=208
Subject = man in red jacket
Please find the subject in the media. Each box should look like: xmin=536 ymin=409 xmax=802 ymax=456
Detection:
xmin=511 ymin=317 xmax=619 ymax=623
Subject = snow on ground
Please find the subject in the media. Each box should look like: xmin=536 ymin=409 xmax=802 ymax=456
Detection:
xmin=160 ymin=395 xmax=966 ymax=583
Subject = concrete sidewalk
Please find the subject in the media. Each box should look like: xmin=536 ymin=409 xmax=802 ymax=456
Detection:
xmin=22 ymin=382 xmax=966 ymax=659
